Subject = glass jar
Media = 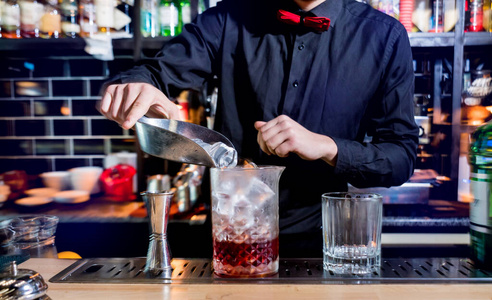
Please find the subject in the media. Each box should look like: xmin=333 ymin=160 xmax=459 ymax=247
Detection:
xmin=19 ymin=0 xmax=44 ymax=37
xmin=79 ymin=0 xmax=96 ymax=37
xmin=1 ymin=0 xmax=21 ymax=38
xmin=467 ymin=0 xmax=484 ymax=31
xmin=39 ymin=0 xmax=61 ymax=38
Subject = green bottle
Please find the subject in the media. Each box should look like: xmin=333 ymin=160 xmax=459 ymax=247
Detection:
xmin=178 ymin=0 xmax=190 ymax=32
xmin=469 ymin=121 xmax=492 ymax=270
xmin=158 ymin=0 xmax=178 ymax=36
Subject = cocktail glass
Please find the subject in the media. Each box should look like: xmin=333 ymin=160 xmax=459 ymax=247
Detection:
xmin=210 ymin=166 xmax=284 ymax=277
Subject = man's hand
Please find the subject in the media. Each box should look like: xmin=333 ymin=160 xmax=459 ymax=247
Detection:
xmin=254 ymin=115 xmax=338 ymax=166
xmin=98 ymin=82 xmax=181 ymax=129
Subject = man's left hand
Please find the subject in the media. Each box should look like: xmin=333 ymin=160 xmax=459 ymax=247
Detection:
xmin=254 ymin=115 xmax=338 ymax=166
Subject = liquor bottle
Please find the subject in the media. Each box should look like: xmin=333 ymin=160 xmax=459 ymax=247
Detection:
xmin=0 ymin=0 xmax=5 ymax=37
xmin=158 ymin=0 xmax=178 ymax=36
xmin=483 ymin=0 xmax=490 ymax=31
xmin=467 ymin=0 xmax=484 ymax=31
xmin=197 ymin=0 xmax=205 ymax=14
xmin=19 ymin=0 xmax=44 ymax=37
xmin=140 ymin=0 xmax=157 ymax=37
xmin=115 ymin=0 xmax=132 ymax=34
xmin=79 ymin=0 xmax=96 ymax=37
xmin=40 ymin=0 xmax=61 ymax=38
xmin=59 ymin=0 xmax=79 ymax=37
xmin=2 ymin=0 xmax=21 ymax=38
xmin=430 ymin=0 xmax=444 ymax=32
xmin=95 ymin=0 xmax=114 ymax=34
xmin=178 ymin=0 xmax=190 ymax=32
xmin=469 ymin=121 xmax=492 ymax=270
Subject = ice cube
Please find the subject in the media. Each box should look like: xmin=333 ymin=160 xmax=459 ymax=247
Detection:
xmin=244 ymin=177 xmax=275 ymax=208
xmin=232 ymin=196 xmax=254 ymax=231
xmin=192 ymin=139 xmax=237 ymax=168
xmin=213 ymin=192 xmax=234 ymax=216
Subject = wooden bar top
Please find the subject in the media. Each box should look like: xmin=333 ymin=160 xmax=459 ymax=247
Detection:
xmin=19 ymin=258 xmax=492 ymax=300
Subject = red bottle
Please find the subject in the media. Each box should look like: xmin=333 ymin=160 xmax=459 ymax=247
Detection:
xmin=467 ymin=0 xmax=484 ymax=31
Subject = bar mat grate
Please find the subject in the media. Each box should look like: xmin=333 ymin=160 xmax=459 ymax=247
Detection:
xmin=49 ymin=257 xmax=492 ymax=284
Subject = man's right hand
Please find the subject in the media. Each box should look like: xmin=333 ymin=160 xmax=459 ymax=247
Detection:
xmin=98 ymin=82 xmax=181 ymax=130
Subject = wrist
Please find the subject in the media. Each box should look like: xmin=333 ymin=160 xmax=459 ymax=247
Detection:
xmin=319 ymin=135 xmax=338 ymax=167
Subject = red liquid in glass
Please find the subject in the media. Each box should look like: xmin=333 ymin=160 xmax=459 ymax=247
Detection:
xmin=213 ymin=237 xmax=279 ymax=277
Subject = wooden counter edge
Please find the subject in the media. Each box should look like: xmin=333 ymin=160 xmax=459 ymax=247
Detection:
xmin=20 ymin=258 xmax=492 ymax=300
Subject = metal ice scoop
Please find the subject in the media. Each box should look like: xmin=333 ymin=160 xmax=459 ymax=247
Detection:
xmin=135 ymin=116 xmax=237 ymax=168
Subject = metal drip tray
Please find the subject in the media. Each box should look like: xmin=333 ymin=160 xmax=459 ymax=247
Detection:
xmin=49 ymin=257 xmax=492 ymax=284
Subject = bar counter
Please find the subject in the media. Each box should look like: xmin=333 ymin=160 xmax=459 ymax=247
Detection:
xmin=19 ymin=258 xmax=492 ymax=300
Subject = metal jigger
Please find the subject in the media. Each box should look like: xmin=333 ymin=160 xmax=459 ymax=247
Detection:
xmin=141 ymin=191 xmax=174 ymax=278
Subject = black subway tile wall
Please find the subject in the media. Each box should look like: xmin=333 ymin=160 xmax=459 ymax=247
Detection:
xmin=53 ymin=119 xmax=85 ymax=136
xmin=0 ymin=100 xmax=31 ymax=117
xmin=90 ymin=79 xmax=106 ymax=96
xmin=14 ymin=80 xmax=49 ymax=97
xmin=91 ymin=119 xmax=124 ymax=136
xmin=0 ymin=54 xmax=136 ymax=175
xmin=35 ymin=139 xmax=68 ymax=155
xmin=15 ymin=120 xmax=49 ymax=136
xmin=30 ymin=59 xmax=66 ymax=78
xmin=72 ymin=99 xmax=100 ymax=116
xmin=73 ymin=139 xmax=105 ymax=155
xmin=0 ymin=140 xmax=34 ymax=156
xmin=34 ymin=100 xmax=68 ymax=117
xmin=52 ymin=80 xmax=85 ymax=97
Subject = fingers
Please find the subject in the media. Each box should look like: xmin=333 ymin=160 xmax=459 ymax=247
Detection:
xmin=99 ymin=85 xmax=115 ymax=114
xmin=98 ymin=83 xmax=181 ymax=130
xmin=254 ymin=121 xmax=266 ymax=130
xmin=256 ymin=115 xmax=293 ymax=157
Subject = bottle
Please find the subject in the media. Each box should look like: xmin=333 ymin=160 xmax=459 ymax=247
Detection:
xmin=464 ymin=59 xmax=472 ymax=91
xmin=95 ymin=0 xmax=114 ymax=34
xmin=467 ymin=0 xmax=484 ymax=31
xmin=115 ymin=0 xmax=132 ymax=34
xmin=178 ymin=0 xmax=190 ymax=32
xmin=197 ymin=0 xmax=205 ymax=14
xmin=79 ymin=0 xmax=96 ymax=37
xmin=430 ymin=0 xmax=444 ymax=32
xmin=40 ymin=0 xmax=61 ymax=38
xmin=158 ymin=0 xmax=178 ymax=36
xmin=0 ymin=0 xmax=5 ymax=37
xmin=2 ymin=0 xmax=21 ymax=38
xmin=59 ymin=0 xmax=79 ymax=37
xmin=19 ymin=0 xmax=44 ymax=37
xmin=469 ymin=121 xmax=492 ymax=270
xmin=140 ymin=0 xmax=157 ymax=37
xmin=484 ymin=0 xmax=491 ymax=31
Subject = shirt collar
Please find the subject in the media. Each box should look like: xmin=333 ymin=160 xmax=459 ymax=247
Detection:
xmin=309 ymin=0 xmax=342 ymax=28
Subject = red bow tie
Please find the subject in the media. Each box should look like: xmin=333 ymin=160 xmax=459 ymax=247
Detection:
xmin=277 ymin=9 xmax=331 ymax=31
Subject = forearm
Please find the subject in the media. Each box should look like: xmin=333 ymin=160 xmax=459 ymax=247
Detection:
xmin=332 ymin=135 xmax=417 ymax=188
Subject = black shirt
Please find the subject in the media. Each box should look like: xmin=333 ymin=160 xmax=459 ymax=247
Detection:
xmin=116 ymin=0 xmax=419 ymax=234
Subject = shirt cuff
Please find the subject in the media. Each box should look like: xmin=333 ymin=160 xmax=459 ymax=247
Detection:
xmin=330 ymin=136 xmax=358 ymax=179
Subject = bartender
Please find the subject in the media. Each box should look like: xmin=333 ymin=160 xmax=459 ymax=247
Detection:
xmin=98 ymin=0 xmax=419 ymax=256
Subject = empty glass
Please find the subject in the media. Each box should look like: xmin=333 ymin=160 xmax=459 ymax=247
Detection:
xmin=4 ymin=215 xmax=59 ymax=258
xmin=210 ymin=166 xmax=284 ymax=277
xmin=322 ymin=192 xmax=383 ymax=275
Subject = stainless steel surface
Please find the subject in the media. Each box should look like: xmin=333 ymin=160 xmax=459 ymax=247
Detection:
xmin=50 ymin=257 xmax=492 ymax=284
xmin=408 ymin=32 xmax=455 ymax=47
xmin=141 ymin=191 xmax=173 ymax=277
xmin=146 ymin=174 xmax=171 ymax=192
xmin=1 ymin=261 xmax=50 ymax=299
xmin=135 ymin=116 xmax=237 ymax=168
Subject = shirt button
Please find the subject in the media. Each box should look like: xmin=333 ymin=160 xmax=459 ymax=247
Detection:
xmin=298 ymin=44 xmax=305 ymax=50
xmin=292 ymin=81 xmax=299 ymax=88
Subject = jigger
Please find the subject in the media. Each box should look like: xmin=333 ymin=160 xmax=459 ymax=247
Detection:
xmin=141 ymin=191 xmax=174 ymax=278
